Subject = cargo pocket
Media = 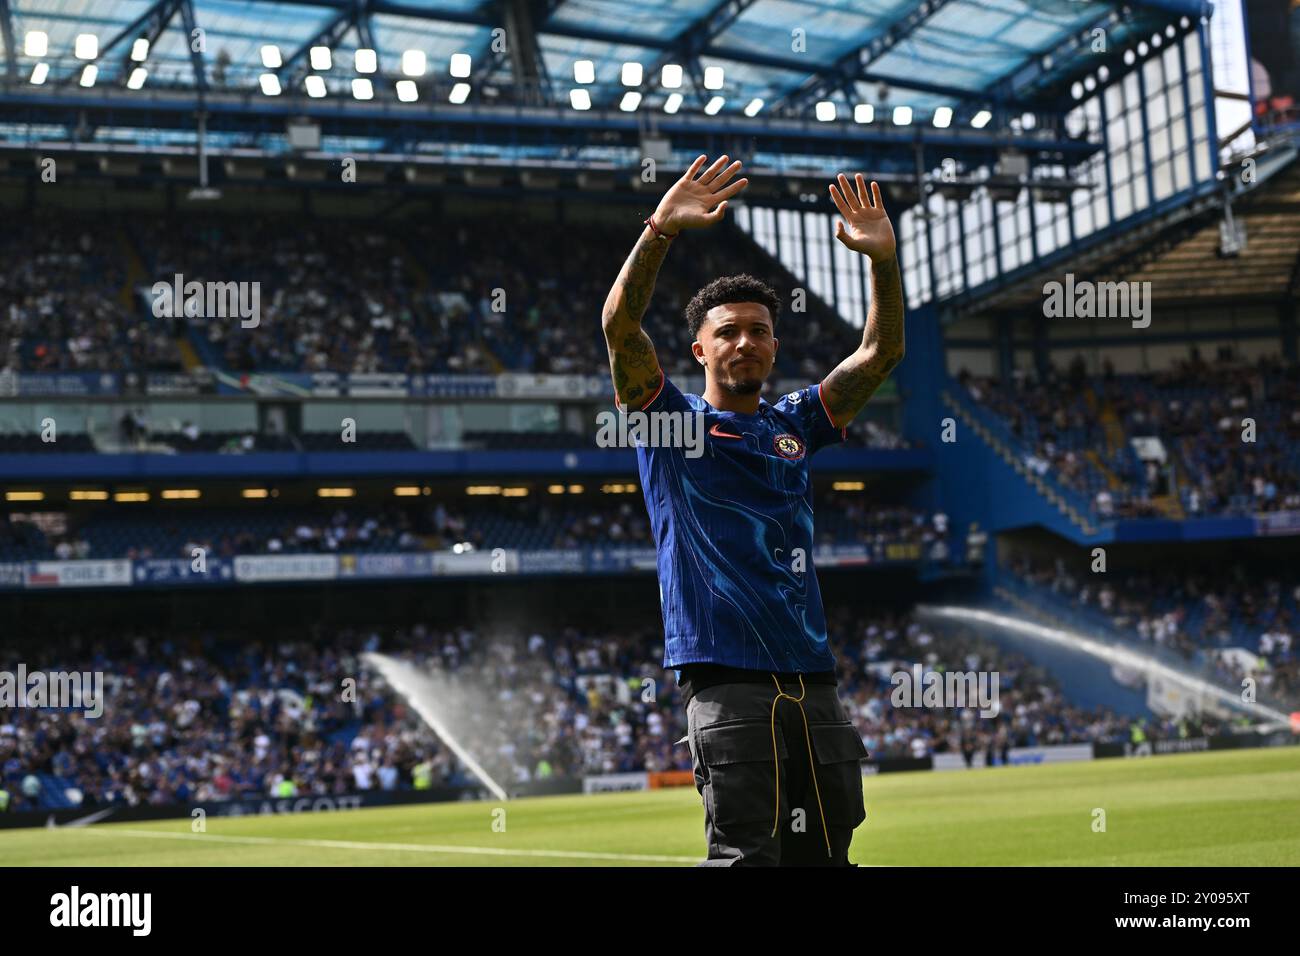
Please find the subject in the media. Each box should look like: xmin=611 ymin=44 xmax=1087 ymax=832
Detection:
xmin=809 ymin=721 xmax=868 ymax=828
xmin=698 ymin=719 xmax=787 ymax=826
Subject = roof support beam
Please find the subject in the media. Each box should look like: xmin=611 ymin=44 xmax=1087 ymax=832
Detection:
xmin=276 ymin=8 xmax=355 ymax=91
xmin=469 ymin=2 xmax=511 ymax=89
xmin=115 ymin=0 xmax=184 ymax=88
xmin=639 ymin=0 xmax=759 ymax=105
xmin=771 ymin=0 xmax=965 ymax=114
xmin=353 ymin=10 xmax=397 ymax=97
xmin=259 ymin=0 xmax=494 ymax=27
xmin=0 ymin=0 xmax=17 ymax=84
xmin=178 ymin=0 xmax=207 ymax=92
xmin=54 ymin=0 xmax=182 ymax=87
xmin=502 ymin=0 xmax=551 ymax=105
xmin=469 ymin=41 xmax=510 ymax=88
xmin=100 ymin=0 xmax=180 ymax=63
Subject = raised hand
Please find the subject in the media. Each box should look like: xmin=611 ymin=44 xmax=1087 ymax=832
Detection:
xmin=654 ymin=154 xmax=749 ymax=235
xmin=829 ymin=173 xmax=897 ymax=261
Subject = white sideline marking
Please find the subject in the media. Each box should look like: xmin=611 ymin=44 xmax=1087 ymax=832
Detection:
xmin=85 ymin=828 xmax=699 ymax=864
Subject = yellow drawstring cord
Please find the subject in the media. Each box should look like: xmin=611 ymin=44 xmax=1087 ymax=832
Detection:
xmin=769 ymin=673 xmax=832 ymax=858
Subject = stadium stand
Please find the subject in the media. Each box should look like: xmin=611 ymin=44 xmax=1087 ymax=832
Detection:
xmin=2 ymin=211 xmax=857 ymax=382
xmin=0 ymin=499 xmax=945 ymax=561
xmin=0 ymin=219 xmax=182 ymax=374
xmin=2 ymin=608 xmax=1195 ymax=813
xmin=957 ymin=354 xmax=1300 ymax=518
xmin=1005 ymin=555 xmax=1299 ymax=705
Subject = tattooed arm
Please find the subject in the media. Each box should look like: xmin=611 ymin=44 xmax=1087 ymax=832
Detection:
xmin=602 ymin=228 xmax=669 ymax=410
xmin=820 ymin=173 xmax=906 ymax=428
xmin=602 ymin=154 xmax=748 ymax=410
xmin=821 ymin=255 xmax=905 ymax=426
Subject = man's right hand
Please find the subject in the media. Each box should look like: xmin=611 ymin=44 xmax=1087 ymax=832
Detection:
xmin=654 ymin=155 xmax=749 ymax=234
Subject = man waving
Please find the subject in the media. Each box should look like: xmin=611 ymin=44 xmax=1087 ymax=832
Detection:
xmin=601 ymin=155 xmax=904 ymax=865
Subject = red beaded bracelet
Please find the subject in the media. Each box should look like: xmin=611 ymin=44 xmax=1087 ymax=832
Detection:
xmin=643 ymin=215 xmax=678 ymax=240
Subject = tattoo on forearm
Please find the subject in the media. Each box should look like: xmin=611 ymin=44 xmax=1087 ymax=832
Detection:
xmin=621 ymin=329 xmax=654 ymax=368
xmin=602 ymin=228 xmax=666 ymax=407
xmin=823 ymin=356 xmax=898 ymax=422
xmin=865 ymin=255 xmax=904 ymax=357
xmin=602 ymin=231 xmax=669 ymax=331
xmin=822 ymin=255 xmax=905 ymax=425
xmin=609 ymin=346 xmax=661 ymax=407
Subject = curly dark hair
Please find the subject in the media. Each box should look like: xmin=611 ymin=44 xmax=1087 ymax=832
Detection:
xmin=684 ymin=274 xmax=781 ymax=338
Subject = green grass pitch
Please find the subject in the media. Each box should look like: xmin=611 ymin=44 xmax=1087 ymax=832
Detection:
xmin=3 ymin=748 xmax=1297 ymax=866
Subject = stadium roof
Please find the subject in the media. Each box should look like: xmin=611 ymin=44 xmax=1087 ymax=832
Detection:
xmin=0 ymin=0 xmax=1206 ymax=175
xmin=0 ymin=0 xmax=1206 ymax=114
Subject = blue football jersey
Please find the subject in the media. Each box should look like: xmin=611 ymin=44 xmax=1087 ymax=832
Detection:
xmin=634 ymin=372 xmax=846 ymax=672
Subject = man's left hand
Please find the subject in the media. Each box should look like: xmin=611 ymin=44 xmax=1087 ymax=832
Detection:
xmin=829 ymin=173 xmax=897 ymax=262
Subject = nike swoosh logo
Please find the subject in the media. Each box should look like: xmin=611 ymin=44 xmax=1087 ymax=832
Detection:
xmin=709 ymin=423 xmax=743 ymax=440
xmin=46 ymin=807 xmax=116 ymax=828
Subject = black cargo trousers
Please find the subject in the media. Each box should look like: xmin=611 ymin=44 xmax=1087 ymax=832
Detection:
xmin=682 ymin=678 xmax=869 ymax=866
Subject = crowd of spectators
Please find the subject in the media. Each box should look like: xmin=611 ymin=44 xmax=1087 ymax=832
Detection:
xmin=395 ymin=216 xmax=859 ymax=386
xmin=148 ymin=216 xmax=462 ymax=375
xmin=1 ymin=602 xmax=1223 ymax=814
xmin=0 ymin=498 xmax=949 ymax=563
xmin=824 ymin=606 xmax=1207 ymax=763
xmin=959 ymin=360 xmax=1098 ymax=501
xmin=958 ymin=353 xmax=1300 ymax=518
xmin=1122 ymin=355 xmax=1300 ymax=516
xmin=4 ymin=210 xmax=864 ymax=388
xmin=1 ymin=220 xmax=182 ymax=374
xmin=1007 ymin=554 xmax=1299 ymax=705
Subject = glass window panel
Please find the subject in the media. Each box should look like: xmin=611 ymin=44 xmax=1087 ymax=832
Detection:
xmin=1093 ymin=190 xmax=1109 ymax=230
xmin=965 ymin=209 xmax=986 ymax=285
xmin=1150 ymin=121 xmax=1171 ymax=163
xmin=1131 ymin=138 xmax=1147 ymax=171
xmin=1073 ymin=191 xmax=1094 ymax=239
xmin=1106 ymin=84 xmax=1124 ymax=117
xmin=1153 ymin=160 xmax=1174 ymax=200
xmin=1112 ymin=151 xmax=1130 ymax=182
xmin=778 ymin=209 xmax=804 ymax=277
xmin=1148 ymin=89 xmax=1168 ymax=128
xmin=833 ymin=239 xmax=857 ymax=317
xmin=1193 ymin=134 xmax=1211 ymax=181
xmin=803 ymin=211 xmax=821 ymax=267
xmin=1114 ymin=185 xmax=1133 ymax=219
xmin=1131 ymin=153 xmax=1149 ymax=211
xmin=1108 ymin=114 xmax=1128 ymax=148
xmin=1169 ymin=81 xmax=1186 ymax=118
xmin=1173 ymin=150 xmax=1191 ymax=191
xmin=1127 ymin=107 xmax=1144 ymax=143
xmin=1144 ymin=58 xmax=1163 ymax=91
xmin=1171 ymin=119 xmax=1188 ymax=152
